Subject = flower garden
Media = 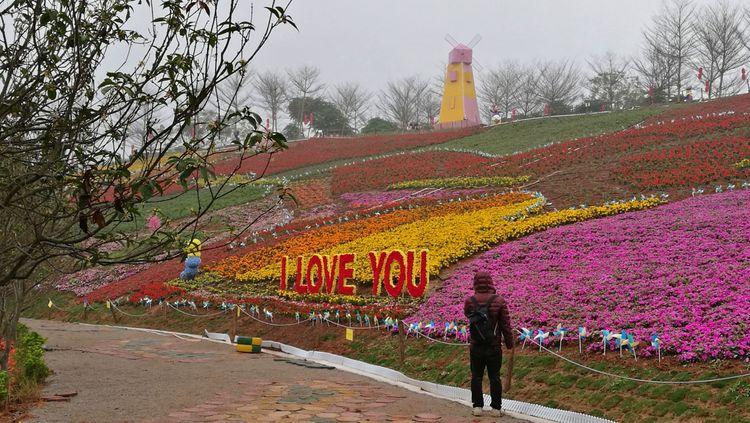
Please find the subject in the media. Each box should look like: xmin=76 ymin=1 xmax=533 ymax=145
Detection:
xmin=48 ymin=94 xmax=750 ymax=372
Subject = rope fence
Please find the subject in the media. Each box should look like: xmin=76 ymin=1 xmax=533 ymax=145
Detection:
xmin=47 ymin=298 xmax=750 ymax=385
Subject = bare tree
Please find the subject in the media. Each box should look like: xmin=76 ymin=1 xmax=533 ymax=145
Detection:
xmin=692 ymin=2 xmax=749 ymax=97
xmin=515 ymin=65 xmax=540 ymax=118
xmin=287 ymin=66 xmax=326 ymax=133
xmin=535 ymin=60 xmax=582 ymax=114
xmin=378 ymin=76 xmax=430 ymax=130
xmin=330 ymin=82 xmax=372 ymax=133
xmin=254 ymin=71 xmax=289 ymax=131
xmin=657 ymin=0 xmax=696 ymax=96
xmin=587 ymin=52 xmax=641 ymax=109
xmin=478 ymin=61 xmax=522 ymax=122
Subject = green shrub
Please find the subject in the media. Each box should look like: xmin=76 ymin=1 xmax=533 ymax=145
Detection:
xmin=0 ymin=370 xmax=8 ymax=401
xmin=15 ymin=324 xmax=49 ymax=383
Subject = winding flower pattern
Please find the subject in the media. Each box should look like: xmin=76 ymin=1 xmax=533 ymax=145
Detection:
xmin=412 ymin=190 xmax=750 ymax=361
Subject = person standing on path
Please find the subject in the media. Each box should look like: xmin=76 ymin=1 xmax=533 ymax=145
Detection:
xmin=464 ymin=271 xmax=515 ymax=417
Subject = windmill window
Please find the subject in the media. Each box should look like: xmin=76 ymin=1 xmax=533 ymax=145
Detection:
xmin=449 ymin=71 xmax=457 ymax=82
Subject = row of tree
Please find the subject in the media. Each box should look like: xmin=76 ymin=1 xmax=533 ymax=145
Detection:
xmin=133 ymin=0 xmax=750 ymax=146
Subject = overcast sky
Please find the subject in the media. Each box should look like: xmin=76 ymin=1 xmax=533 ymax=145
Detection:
xmin=251 ymin=0 xmax=715 ymax=93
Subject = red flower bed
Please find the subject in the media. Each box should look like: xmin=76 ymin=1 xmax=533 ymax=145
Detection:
xmin=614 ymin=136 xmax=750 ymax=189
xmin=211 ymin=128 xmax=481 ymax=178
xmin=289 ymin=178 xmax=332 ymax=209
xmin=331 ymin=151 xmax=491 ymax=194
xmin=128 ymin=282 xmax=185 ymax=303
xmin=648 ymin=93 xmax=750 ymax=122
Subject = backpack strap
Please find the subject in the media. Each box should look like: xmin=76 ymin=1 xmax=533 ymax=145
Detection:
xmin=469 ymin=296 xmax=480 ymax=312
xmin=485 ymin=295 xmax=497 ymax=309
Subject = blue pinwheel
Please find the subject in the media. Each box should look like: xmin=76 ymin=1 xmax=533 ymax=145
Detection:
xmin=651 ymin=334 xmax=661 ymax=363
xmin=519 ymin=327 xmax=533 ymax=350
xmin=601 ymin=330 xmax=613 ymax=356
xmin=553 ymin=324 xmax=570 ymax=352
xmin=533 ymin=330 xmax=550 ymax=352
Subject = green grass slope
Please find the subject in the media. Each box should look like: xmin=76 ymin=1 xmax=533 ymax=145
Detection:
xmin=443 ymin=107 xmax=668 ymax=156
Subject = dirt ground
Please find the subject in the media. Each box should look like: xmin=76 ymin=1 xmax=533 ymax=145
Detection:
xmin=21 ymin=319 xmax=525 ymax=423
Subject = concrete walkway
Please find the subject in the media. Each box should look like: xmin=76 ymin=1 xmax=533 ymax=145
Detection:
xmin=23 ymin=319 xmax=525 ymax=423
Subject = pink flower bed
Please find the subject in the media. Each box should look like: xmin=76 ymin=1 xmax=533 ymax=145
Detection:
xmin=340 ymin=189 xmax=487 ymax=208
xmin=412 ymin=189 xmax=750 ymax=361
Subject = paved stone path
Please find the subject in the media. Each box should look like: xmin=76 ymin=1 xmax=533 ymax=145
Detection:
xmin=23 ymin=319 xmax=525 ymax=423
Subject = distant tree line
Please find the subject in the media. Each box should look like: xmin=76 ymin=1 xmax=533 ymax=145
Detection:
xmin=166 ymin=0 xmax=750 ymax=143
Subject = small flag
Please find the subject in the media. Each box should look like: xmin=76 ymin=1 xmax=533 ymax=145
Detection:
xmin=345 ymin=328 xmax=354 ymax=341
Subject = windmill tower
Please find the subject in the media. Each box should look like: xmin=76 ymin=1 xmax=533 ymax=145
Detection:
xmin=436 ymin=35 xmax=482 ymax=129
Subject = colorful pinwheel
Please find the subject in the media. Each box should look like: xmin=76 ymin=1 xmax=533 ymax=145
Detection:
xmin=601 ymin=330 xmax=613 ymax=356
xmin=519 ymin=328 xmax=533 ymax=350
xmin=651 ymin=334 xmax=661 ymax=363
xmin=533 ymin=330 xmax=550 ymax=352
xmin=553 ymin=324 xmax=570 ymax=352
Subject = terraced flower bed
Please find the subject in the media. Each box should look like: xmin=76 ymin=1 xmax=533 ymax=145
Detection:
xmin=412 ymin=189 xmax=750 ymax=361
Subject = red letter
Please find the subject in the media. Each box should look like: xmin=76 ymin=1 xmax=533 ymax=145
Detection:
xmin=382 ymin=250 xmax=406 ymax=298
xmin=337 ymin=253 xmax=357 ymax=296
xmin=407 ymin=250 xmax=430 ymax=297
xmin=280 ymin=256 xmax=288 ymax=291
xmin=368 ymin=251 xmax=387 ymax=295
xmin=293 ymin=256 xmax=308 ymax=294
xmin=322 ymin=255 xmax=339 ymax=294
xmin=307 ymin=255 xmax=324 ymax=294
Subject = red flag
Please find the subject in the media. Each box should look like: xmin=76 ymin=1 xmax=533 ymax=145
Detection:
xmin=543 ymin=104 xmax=550 ymax=116
xmin=742 ymin=68 xmax=747 ymax=81
xmin=705 ymin=80 xmax=710 ymax=93
xmin=511 ymin=109 xmax=517 ymax=120
xmin=648 ymin=87 xmax=654 ymax=98
xmin=697 ymin=67 xmax=703 ymax=81
xmin=309 ymin=113 xmax=314 ymax=125
xmin=266 ymin=118 xmax=270 ymax=129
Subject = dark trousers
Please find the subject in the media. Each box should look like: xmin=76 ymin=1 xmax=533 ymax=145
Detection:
xmin=470 ymin=346 xmax=502 ymax=409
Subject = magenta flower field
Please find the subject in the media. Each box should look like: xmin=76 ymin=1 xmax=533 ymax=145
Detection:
xmin=413 ymin=189 xmax=750 ymax=361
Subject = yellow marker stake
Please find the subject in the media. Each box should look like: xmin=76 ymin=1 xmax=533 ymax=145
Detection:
xmin=237 ymin=306 xmax=241 ymax=317
xmin=106 ymin=300 xmax=111 ymax=309
xmin=345 ymin=328 xmax=354 ymax=341
xmin=47 ymin=299 xmax=53 ymax=308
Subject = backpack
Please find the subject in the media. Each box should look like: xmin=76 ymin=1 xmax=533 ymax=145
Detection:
xmin=468 ymin=295 xmax=497 ymax=346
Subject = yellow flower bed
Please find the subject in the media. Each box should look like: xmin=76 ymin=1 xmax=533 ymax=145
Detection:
xmin=387 ymin=175 xmax=530 ymax=190
xmin=237 ymin=196 xmax=663 ymax=285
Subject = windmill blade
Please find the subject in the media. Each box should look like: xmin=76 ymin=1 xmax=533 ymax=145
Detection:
xmin=473 ymin=56 xmax=485 ymax=73
xmin=445 ymin=34 xmax=458 ymax=47
xmin=468 ymin=34 xmax=482 ymax=48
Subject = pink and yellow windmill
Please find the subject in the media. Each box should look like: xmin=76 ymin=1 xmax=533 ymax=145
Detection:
xmin=437 ymin=35 xmax=482 ymax=129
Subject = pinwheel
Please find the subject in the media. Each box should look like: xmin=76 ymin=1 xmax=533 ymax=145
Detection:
xmin=424 ymin=321 xmax=435 ymax=335
xmin=323 ymin=311 xmax=331 ymax=325
xmin=356 ymin=311 xmax=362 ymax=326
xmin=335 ymin=310 xmax=341 ymax=323
xmin=445 ymin=322 xmax=456 ymax=338
xmin=627 ymin=334 xmax=640 ymax=360
xmin=601 ymin=330 xmax=613 ymax=356
xmin=144 ymin=298 xmax=153 ymax=308
xmin=188 ymin=300 xmax=197 ymax=311
xmin=519 ymin=328 xmax=533 ymax=350
xmin=220 ymin=301 xmax=227 ymax=311
xmin=651 ymin=334 xmax=661 ymax=363
xmin=346 ymin=311 xmax=352 ymax=326
xmin=553 ymin=324 xmax=570 ymax=352
xmin=308 ymin=311 xmax=316 ymax=325
xmin=458 ymin=325 xmax=469 ymax=342
xmin=533 ymin=330 xmax=549 ymax=352
xmin=613 ymin=330 xmax=628 ymax=357
xmin=294 ymin=312 xmax=300 ymax=323
xmin=577 ymin=327 xmax=588 ymax=354
xmin=373 ymin=315 xmax=379 ymax=328
xmin=364 ymin=314 xmax=371 ymax=327
xmin=264 ymin=309 xmax=274 ymax=322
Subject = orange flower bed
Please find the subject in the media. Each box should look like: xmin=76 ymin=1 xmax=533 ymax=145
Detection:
xmin=207 ymin=192 xmax=532 ymax=279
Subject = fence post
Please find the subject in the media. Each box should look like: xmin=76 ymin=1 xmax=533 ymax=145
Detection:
xmin=231 ymin=307 xmax=239 ymax=342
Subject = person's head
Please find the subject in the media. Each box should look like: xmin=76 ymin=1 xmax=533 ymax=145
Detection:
xmin=473 ymin=271 xmax=495 ymax=293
